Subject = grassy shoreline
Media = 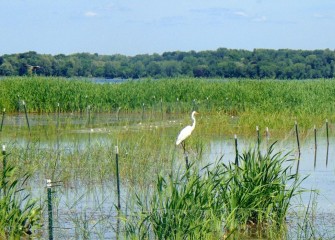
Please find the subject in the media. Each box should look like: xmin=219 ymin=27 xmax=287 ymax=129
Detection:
xmin=1 ymin=76 xmax=335 ymax=135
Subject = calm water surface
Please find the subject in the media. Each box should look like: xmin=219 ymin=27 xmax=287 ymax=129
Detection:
xmin=1 ymin=112 xmax=335 ymax=238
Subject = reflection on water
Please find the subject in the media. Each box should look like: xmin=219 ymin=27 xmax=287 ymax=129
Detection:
xmin=206 ymin=137 xmax=335 ymax=210
xmin=1 ymin=112 xmax=335 ymax=238
xmin=0 ymin=112 xmax=183 ymax=239
xmin=206 ymin=135 xmax=335 ymax=238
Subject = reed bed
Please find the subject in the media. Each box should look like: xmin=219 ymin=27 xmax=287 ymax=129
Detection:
xmin=0 ymin=148 xmax=42 ymax=238
xmin=0 ymin=77 xmax=335 ymax=113
xmin=1 ymin=76 xmax=335 ymax=136
xmin=0 ymin=109 xmax=333 ymax=187
xmin=124 ymin=143 xmax=306 ymax=239
xmin=1 ymin=112 xmax=335 ymax=238
xmin=1 ymin=77 xmax=335 ymax=238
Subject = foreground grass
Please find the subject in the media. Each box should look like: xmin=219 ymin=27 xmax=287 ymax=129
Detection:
xmin=0 ymin=151 xmax=42 ymax=238
xmin=124 ymin=143 xmax=306 ymax=239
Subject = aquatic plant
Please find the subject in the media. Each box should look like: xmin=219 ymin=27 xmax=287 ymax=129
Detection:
xmin=1 ymin=76 xmax=335 ymax=136
xmin=124 ymin=166 xmax=222 ymax=239
xmin=0 ymin=149 xmax=42 ymax=238
xmin=124 ymin=143 xmax=306 ymax=239
xmin=218 ymin=142 xmax=307 ymax=237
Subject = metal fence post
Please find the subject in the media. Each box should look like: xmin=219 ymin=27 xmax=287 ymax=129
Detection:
xmin=47 ymin=179 xmax=53 ymax=240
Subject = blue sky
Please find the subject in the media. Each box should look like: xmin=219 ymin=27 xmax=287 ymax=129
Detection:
xmin=0 ymin=0 xmax=334 ymax=56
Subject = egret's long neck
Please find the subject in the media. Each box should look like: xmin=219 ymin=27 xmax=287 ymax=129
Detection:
xmin=191 ymin=114 xmax=196 ymax=130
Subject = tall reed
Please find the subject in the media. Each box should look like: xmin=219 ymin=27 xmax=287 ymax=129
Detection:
xmin=124 ymin=166 xmax=222 ymax=239
xmin=218 ymin=142 xmax=306 ymax=237
xmin=124 ymin=142 xmax=306 ymax=239
xmin=0 ymin=147 xmax=42 ymax=238
xmin=2 ymin=77 xmax=335 ymax=137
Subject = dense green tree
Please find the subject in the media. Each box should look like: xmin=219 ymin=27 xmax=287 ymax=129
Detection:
xmin=91 ymin=60 xmax=105 ymax=77
xmin=0 ymin=61 xmax=15 ymax=76
xmin=291 ymin=63 xmax=307 ymax=79
xmin=104 ymin=62 xmax=118 ymax=78
xmin=38 ymin=55 xmax=53 ymax=76
xmin=1 ymin=48 xmax=335 ymax=79
xmin=193 ymin=65 xmax=210 ymax=77
xmin=146 ymin=61 xmax=162 ymax=77
xmin=163 ymin=61 xmax=181 ymax=77
xmin=258 ymin=63 xmax=276 ymax=78
xmin=132 ymin=62 xmax=145 ymax=78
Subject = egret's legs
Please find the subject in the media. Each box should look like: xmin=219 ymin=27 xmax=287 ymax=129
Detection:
xmin=181 ymin=141 xmax=189 ymax=169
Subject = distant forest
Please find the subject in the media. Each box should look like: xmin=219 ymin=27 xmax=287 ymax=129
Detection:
xmin=1 ymin=48 xmax=335 ymax=79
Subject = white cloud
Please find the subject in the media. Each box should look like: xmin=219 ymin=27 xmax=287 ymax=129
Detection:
xmin=253 ymin=15 xmax=267 ymax=22
xmin=234 ymin=11 xmax=248 ymax=17
xmin=85 ymin=11 xmax=97 ymax=17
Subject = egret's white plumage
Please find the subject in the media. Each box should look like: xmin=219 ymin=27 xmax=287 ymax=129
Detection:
xmin=176 ymin=111 xmax=198 ymax=146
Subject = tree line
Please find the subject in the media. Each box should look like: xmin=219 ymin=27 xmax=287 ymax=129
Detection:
xmin=0 ymin=48 xmax=335 ymax=79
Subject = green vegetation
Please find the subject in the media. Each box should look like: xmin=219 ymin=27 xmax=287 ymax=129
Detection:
xmin=0 ymin=150 xmax=42 ymax=238
xmin=0 ymin=118 xmax=324 ymax=239
xmin=125 ymin=170 xmax=221 ymax=239
xmin=1 ymin=49 xmax=335 ymax=79
xmin=0 ymin=76 xmax=333 ymax=238
xmin=1 ymin=76 xmax=335 ymax=135
xmin=220 ymin=143 xmax=305 ymax=234
xmin=124 ymin=143 xmax=305 ymax=239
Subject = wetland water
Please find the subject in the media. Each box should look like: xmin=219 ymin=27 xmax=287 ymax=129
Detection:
xmin=1 ymin=112 xmax=335 ymax=238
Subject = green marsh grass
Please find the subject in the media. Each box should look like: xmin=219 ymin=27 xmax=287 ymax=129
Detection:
xmin=124 ymin=166 xmax=223 ymax=239
xmin=2 ymin=77 xmax=335 ymax=135
xmin=218 ymin=143 xmax=306 ymax=237
xmin=124 ymin=143 xmax=306 ymax=239
xmin=0 ymin=115 xmax=330 ymax=239
xmin=1 ymin=76 xmax=335 ymax=238
xmin=0 ymin=149 xmax=42 ymax=238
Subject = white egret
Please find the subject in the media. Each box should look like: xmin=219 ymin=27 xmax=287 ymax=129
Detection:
xmin=176 ymin=111 xmax=199 ymax=153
